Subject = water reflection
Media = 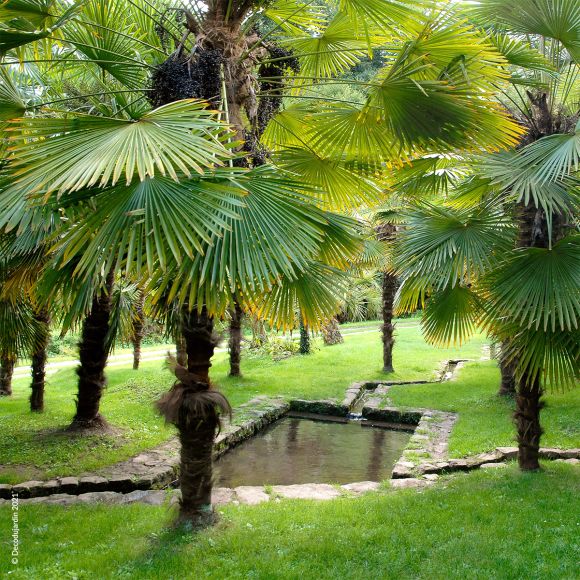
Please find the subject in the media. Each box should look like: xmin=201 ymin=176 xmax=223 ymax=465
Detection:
xmin=215 ymin=417 xmax=410 ymax=487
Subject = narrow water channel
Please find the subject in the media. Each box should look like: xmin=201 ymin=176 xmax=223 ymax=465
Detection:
xmin=215 ymin=417 xmax=411 ymax=487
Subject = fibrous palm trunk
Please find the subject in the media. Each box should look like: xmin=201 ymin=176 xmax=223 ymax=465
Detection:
xmin=178 ymin=306 xmax=221 ymax=525
xmin=228 ymin=302 xmax=243 ymax=377
xmin=299 ymin=316 xmax=310 ymax=354
xmin=70 ymin=271 xmax=114 ymax=430
xmin=381 ymin=272 xmax=397 ymax=373
xmin=30 ymin=308 xmax=50 ymax=412
xmin=515 ymin=373 xmax=543 ymax=471
xmin=131 ymin=292 xmax=145 ymax=370
xmin=321 ymin=317 xmax=343 ymax=346
xmin=0 ymin=353 xmax=16 ymax=396
xmin=498 ymin=342 xmax=516 ymax=397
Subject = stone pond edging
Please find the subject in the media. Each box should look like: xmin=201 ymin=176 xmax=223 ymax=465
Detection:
xmin=0 ymin=398 xmax=290 ymax=500
xmin=2 ymin=359 xmax=578 ymax=505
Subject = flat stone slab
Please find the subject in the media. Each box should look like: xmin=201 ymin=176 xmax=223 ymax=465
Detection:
xmin=234 ymin=486 xmax=270 ymax=505
xmin=341 ymin=481 xmax=380 ymax=494
xmin=390 ymin=478 xmax=432 ymax=489
xmin=480 ymin=462 xmax=508 ymax=469
xmin=496 ymin=446 xmax=518 ymax=459
xmin=272 ymin=483 xmax=340 ymax=501
xmin=212 ymin=487 xmax=235 ymax=505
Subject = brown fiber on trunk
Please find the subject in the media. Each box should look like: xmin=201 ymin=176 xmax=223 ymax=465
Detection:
xmin=0 ymin=353 xmax=16 ymax=396
xmin=228 ymin=301 xmax=243 ymax=377
xmin=70 ymin=271 xmax=115 ymax=430
xmin=182 ymin=307 xmax=217 ymax=383
xmin=381 ymin=272 xmax=398 ymax=373
xmin=30 ymin=308 xmax=50 ymax=412
xmin=131 ymin=292 xmax=145 ymax=370
xmin=156 ymin=308 xmax=230 ymax=527
xmin=515 ymin=373 xmax=544 ymax=471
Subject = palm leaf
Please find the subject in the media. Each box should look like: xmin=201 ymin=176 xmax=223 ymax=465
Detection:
xmin=6 ymin=100 xmax=233 ymax=194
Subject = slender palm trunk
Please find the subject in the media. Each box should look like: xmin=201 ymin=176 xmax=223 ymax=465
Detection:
xmin=175 ymin=333 xmax=187 ymax=367
xmin=131 ymin=292 xmax=145 ymax=370
xmin=381 ymin=272 xmax=397 ymax=373
xmin=70 ymin=271 xmax=114 ymax=430
xmin=0 ymin=353 xmax=16 ymax=396
xmin=515 ymin=373 xmax=543 ymax=470
xmin=30 ymin=308 xmax=50 ymax=412
xmin=228 ymin=302 xmax=243 ymax=377
xmin=178 ymin=306 xmax=220 ymax=525
xmin=322 ymin=317 xmax=343 ymax=346
xmin=498 ymin=342 xmax=516 ymax=397
xmin=299 ymin=316 xmax=310 ymax=354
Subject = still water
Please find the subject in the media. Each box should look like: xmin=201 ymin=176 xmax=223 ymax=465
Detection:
xmin=215 ymin=417 xmax=411 ymax=487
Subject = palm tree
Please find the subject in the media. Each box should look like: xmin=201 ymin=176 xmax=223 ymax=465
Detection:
xmin=0 ymin=0 xmax=525 ymax=523
xmin=130 ymin=290 xmax=145 ymax=371
xmin=228 ymin=300 xmax=244 ymax=377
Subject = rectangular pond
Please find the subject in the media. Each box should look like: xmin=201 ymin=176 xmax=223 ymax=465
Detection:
xmin=215 ymin=416 xmax=411 ymax=487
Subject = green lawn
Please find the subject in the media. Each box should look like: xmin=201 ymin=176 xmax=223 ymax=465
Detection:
xmin=388 ymin=361 xmax=580 ymax=457
xmin=0 ymin=325 xmax=486 ymax=483
xmin=1 ymin=464 xmax=577 ymax=579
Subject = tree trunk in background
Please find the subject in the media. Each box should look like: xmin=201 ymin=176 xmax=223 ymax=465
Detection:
xmin=228 ymin=302 xmax=243 ymax=377
xmin=498 ymin=341 xmax=516 ymax=397
xmin=515 ymin=373 xmax=543 ymax=470
xmin=0 ymin=353 xmax=16 ymax=396
xmin=299 ymin=316 xmax=310 ymax=354
xmin=381 ymin=272 xmax=397 ymax=373
xmin=131 ymin=292 xmax=145 ymax=370
xmin=176 ymin=333 xmax=187 ymax=367
xmin=178 ymin=306 xmax=221 ymax=525
xmin=30 ymin=308 xmax=50 ymax=412
xmin=322 ymin=317 xmax=343 ymax=346
xmin=70 ymin=271 xmax=114 ymax=430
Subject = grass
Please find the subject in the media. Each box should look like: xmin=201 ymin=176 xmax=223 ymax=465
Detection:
xmin=0 ymin=464 xmax=577 ymax=578
xmin=388 ymin=361 xmax=580 ymax=457
xmin=0 ymin=325 xmax=487 ymax=483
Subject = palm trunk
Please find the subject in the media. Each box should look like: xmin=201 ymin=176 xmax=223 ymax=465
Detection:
xmin=381 ymin=272 xmax=397 ymax=373
xmin=498 ymin=342 xmax=516 ymax=397
xmin=228 ymin=302 xmax=243 ymax=377
xmin=70 ymin=271 xmax=114 ymax=430
xmin=30 ymin=308 xmax=50 ymax=412
xmin=177 ymin=408 xmax=219 ymax=527
xmin=175 ymin=333 xmax=187 ymax=367
xmin=515 ymin=373 xmax=543 ymax=471
xmin=131 ymin=292 xmax=145 ymax=370
xmin=299 ymin=316 xmax=310 ymax=354
xmin=178 ymin=306 xmax=220 ymax=525
xmin=0 ymin=353 xmax=16 ymax=396
xmin=322 ymin=317 xmax=344 ymax=346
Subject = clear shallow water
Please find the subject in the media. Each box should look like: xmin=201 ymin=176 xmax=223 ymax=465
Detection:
xmin=215 ymin=417 xmax=411 ymax=487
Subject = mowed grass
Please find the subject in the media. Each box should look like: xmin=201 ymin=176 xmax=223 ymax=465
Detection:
xmin=388 ymin=361 xmax=580 ymax=457
xmin=0 ymin=325 xmax=486 ymax=483
xmin=0 ymin=464 xmax=577 ymax=579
